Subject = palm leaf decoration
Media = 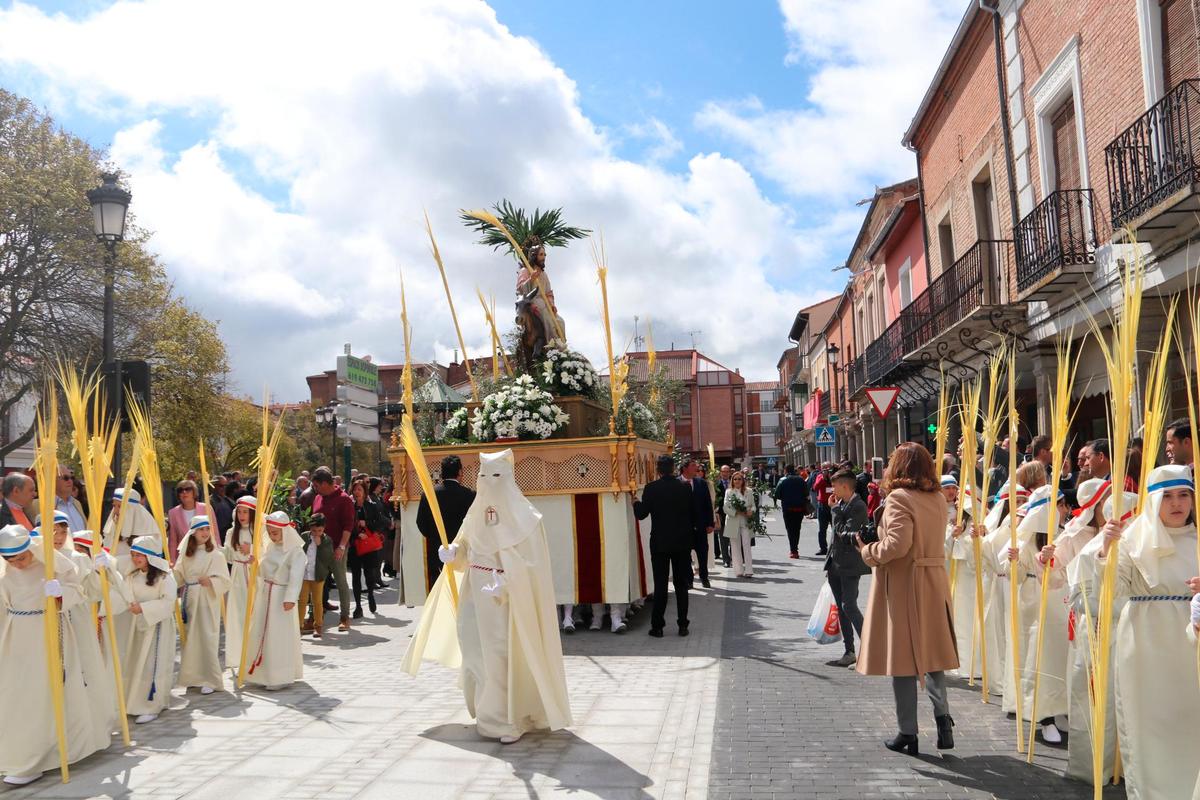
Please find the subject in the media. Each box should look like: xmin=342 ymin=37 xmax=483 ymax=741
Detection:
xmin=460 ymin=199 xmax=590 ymax=259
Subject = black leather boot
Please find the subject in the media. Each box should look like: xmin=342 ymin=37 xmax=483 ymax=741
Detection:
xmin=884 ymin=733 xmax=919 ymax=755
xmin=935 ymin=714 xmax=955 ymax=750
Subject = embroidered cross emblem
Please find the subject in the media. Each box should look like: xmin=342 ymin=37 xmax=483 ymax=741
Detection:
xmin=485 ymin=506 xmax=499 ymax=526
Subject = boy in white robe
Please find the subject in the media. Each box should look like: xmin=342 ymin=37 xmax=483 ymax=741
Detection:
xmin=1098 ymin=464 xmax=1200 ymax=800
xmin=174 ymin=516 xmax=230 ymax=695
xmin=0 ymin=524 xmax=110 ymax=786
xmin=403 ymin=449 xmax=572 ymax=744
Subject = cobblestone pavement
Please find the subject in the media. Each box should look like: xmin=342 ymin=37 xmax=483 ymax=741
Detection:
xmin=4 ymin=510 xmax=1127 ymax=799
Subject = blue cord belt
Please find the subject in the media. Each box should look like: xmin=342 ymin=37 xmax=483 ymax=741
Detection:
xmin=6 ymin=608 xmax=45 ymax=616
xmin=1128 ymin=595 xmax=1191 ymax=602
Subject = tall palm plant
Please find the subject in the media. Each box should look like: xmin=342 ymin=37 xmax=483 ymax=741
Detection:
xmin=460 ymin=200 xmax=590 ymax=259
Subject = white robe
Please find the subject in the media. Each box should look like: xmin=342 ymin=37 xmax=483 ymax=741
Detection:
xmin=243 ymin=543 xmax=304 ymax=688
xmin=1060 ymin=524 xmax=1119 ymax=784
xmin=222 ymin=527 xmax=254 ymax=671
xmin=121 ymin=570 xmax=179 ymax=717
xmin=1000 ymin=536 xmax=1070 ymax=722
xmin=0 ymin=551 xmax=110 ymax=776
xmin=981 ymin=515 xmax=1011 ymax=702
xmin=1107 ymin=524 xmax=1200 ymax=800
xmin=61 ymin=548 xmax=118 ymax=737
xmin=945 ymin=515 xmax=983 ymax=679
xmin=103 ymin=509 xmax=161 ymax=658
xmin=174 ymin=547 xmax=230 ymax=690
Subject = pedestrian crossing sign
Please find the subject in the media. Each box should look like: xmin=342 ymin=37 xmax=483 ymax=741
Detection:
xmin=815 ymin=426 xmax=836 ymax=447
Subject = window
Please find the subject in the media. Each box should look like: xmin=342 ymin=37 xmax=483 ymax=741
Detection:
xmin=898 ymin=257 xmax=913 ymax=309
xmin=862 ymin=292 xmax=873 ymax=343
xmin=676 ymin=393 xmax=692 ymax=416
xmin=875 ymin=275 xmax=887 ymax=331
xmin=1162 ymin=0 xmax=1198 ymax=90
xmin=937 ymin=215 xmax=954 ymax=276
xmin=1051 ymin=97 xmax=1082 ymax=192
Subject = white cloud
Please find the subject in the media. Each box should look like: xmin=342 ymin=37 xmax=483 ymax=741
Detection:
xmin=0 ymin=0 xmax=837 ymax=398
xmin=697 ymin=0 xmax=964 ymax=199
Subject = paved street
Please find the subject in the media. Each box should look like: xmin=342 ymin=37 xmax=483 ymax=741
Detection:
xmin=5 ymin=511 xmax=1125 ymax=800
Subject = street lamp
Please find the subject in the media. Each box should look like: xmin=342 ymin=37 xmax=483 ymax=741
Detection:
xmin=87 ymin=172 xmax=131 ymax=481
xmin=315 ymin=403 xmax=339 ymax=473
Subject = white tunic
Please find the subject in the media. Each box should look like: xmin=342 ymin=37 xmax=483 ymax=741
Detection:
xmin=945 ymin=517 xmax=983 ymax=679
xmin=174 ymin=546 xmax=230 ymax=690
xmin=60 ymin=548 xmax=118 ymax=737
xmin=121 ymin=569 xmax=179 ymax=716
xmin=243 ymin=543 xmax=305 ymax=688
xmin=222 ymin=527 xmax=254 ymax=671
xmin=981 ymin=514 xmax=1011 ymax=702
xmin=999 ymin=536 xmax=1069 ymax=721
xmin=0 ymin=552 xmax=110 ymax=776
xmin=1107 ymin=524 xmax=1200 ymax=800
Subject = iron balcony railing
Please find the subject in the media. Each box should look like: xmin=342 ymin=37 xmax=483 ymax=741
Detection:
xmin=1014 ymin=189 xmax=1096 ymax=294
xmin=1106 ymin=79 xmax=1200 ymax=229
xmin=864 ymin=316 xmax=906 ymax=385
xmin=905 ymin=240 xmax=1011 ymax=353
xmin=845 ymin=356 xmax=866 ymax=397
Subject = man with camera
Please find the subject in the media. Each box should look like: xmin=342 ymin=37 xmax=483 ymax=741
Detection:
xmin=825 ymin=468 xmax=870 ymax=667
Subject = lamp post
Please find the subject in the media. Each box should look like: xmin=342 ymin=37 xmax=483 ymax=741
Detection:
xmin=826 ymin=344 xmax=840 ymax=459
xmin=87 ymin=173 xmax=131 ymax=483
xmin=315 ymin=403 xmax=338 ymax=474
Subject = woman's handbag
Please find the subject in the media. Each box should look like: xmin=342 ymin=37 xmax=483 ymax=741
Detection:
xmin=806 ymin=582 xmax=842 ymax=645
xmin=354 ymin=530 xmax=385 ymax=557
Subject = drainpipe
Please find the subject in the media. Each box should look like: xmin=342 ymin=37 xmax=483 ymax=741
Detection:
xmin=981 ymin=0 xmax=1022 ymax=239
xmin=905 ymin=144 xmax=935 ymax=288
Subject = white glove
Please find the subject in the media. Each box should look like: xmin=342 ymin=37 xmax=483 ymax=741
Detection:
xmin=480 ymin=569 xmax=506 ymax=598
xmin=95 ymin=551 xmax=113 ymax=569
xmin=43 ymin=579 xmax=63 ymax=598
xmin=1191 ymin=593 xmax=1200 ymax=628
xmin=437 ymin=544 xmax=459 ymax=564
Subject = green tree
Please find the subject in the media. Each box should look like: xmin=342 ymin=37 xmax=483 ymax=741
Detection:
xmin=0 ymin=89 xmax=229 ymax=469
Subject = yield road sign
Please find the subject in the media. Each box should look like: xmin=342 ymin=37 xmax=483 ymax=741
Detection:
xmin=815 ymin=426 xmax=836 ymax=447
xmin=865 ymin=387 xmax=901 ymax=418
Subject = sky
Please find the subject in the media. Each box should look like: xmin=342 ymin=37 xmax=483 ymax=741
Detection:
xmin=0 ymin=0 xmax=965 ymax=401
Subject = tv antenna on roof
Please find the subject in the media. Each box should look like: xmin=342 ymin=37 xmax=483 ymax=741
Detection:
xmin=632 ymin=315 xmax=645 ymax=350
xmin=687 ymin=330 xmax=703 ymax=349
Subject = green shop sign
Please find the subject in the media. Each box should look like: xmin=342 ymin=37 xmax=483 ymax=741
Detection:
xmin=336 ymin=355 xmax=379 ymax=391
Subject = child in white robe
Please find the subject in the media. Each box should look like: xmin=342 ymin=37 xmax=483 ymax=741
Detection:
xmin=174 ymin=516 xmax=230 ymax=695
xmin=0 ymin=524 xmax=110 ymax=786
xmin=222 ymin=495 xmax=257 ymax=671
xmin=1098 ymin=464 xmax=1200 ymax=800
xmin=1004 ymin=485 xmax=1069 ymax=745
xmin=243 ymin=511 xmax=305 ymax=690
xmin=102 ymin=488 xmax=161 ymax=655
xmin=981 ymin=481 xmax=1030 ymax=705
xmin=72 ymin=529 xmax=131 ymax=725
xmin=121 ymin=535 xmax=179 ymax=724
xmin=944 ymin=477 xmax=984 ymax=679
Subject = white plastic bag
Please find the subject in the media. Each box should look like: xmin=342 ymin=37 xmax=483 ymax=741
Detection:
xmin=806 ymin=582 xmax=842 ymax=644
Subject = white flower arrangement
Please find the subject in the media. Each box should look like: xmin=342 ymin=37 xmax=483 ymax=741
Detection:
xmin=539 ymin=345 xmax=600 ymax=398
xmin=442 ymin=407 xmax=471 ymax=442
xmin=471 ymin=375 xmax=570 ymax=441
xmin=615 ymin=397 xmax=659 ymax=440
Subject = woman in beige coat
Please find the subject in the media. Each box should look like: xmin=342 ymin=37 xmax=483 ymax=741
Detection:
xmin=855 ymin=442 xmax=959 ymax=756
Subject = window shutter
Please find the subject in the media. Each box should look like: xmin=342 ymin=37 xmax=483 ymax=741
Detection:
xmin=1162 ymin=0 xmax=1199 ymax=91
xmin=1051 ymin=99 xmax=1081 ymax=192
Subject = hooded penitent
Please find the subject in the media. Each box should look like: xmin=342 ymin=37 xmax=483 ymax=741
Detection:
xmin=401 ymin=449 xmax=571 ymax=740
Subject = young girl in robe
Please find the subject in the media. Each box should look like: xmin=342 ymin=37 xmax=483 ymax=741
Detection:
xmin=1098 ymin=464 xmax=1200 ymax=800
xmin=222 ymin=495 xmax=256 ymax=672
xmin=174 ymin=516 xmax=230 ymax=695
xmin=243 ymin=511 xmax=305 ymax=690
xmin=0 ymin=524 xmax=109 ymax=786
xmin=73 ymin=528 xmax=131 ymax=723
xmin=121 ymin=535 xmax=179 ymax=724
xmin=980 ymin=479 xmax=1032 ymax=705
xmin=944 ymin=477 xmax=983 ymax=679
xmin=1003 ymin=484 xmax=1069 ymax=745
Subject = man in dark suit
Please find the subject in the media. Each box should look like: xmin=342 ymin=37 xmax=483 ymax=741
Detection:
xmin=416 ymin=455 xmax=477 ymax=587
xmin=1 ymin=473 xmax=35 ymax=529
xmin=679 ymin=458 xmax=715 ymax=589
xmin=634 ymin=456 xmax=699 ymax=637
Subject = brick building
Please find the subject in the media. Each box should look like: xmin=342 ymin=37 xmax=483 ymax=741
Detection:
xmin=626 ymin=349 xmax=746 ymax=462
xmin=744 ymin=381 xmax=782 ymax=465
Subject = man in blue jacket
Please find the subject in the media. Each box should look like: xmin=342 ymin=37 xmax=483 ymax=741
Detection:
xmin=774 ymin=465 xmax=811 ymax=559
xmin=680 ymin=458 xmax=715 ymax=589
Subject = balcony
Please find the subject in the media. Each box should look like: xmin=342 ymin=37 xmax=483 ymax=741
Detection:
xmin=845 ymin=356 xmax=866 ymax=397
xmin=1106 ymin=79 xmax=1200 ymax=248
xmin=903 ymin=239 xmax=1022 ymax=361
xmin=863 ymin=316 xmax=906 ymax=385
xmin=1014 ymin=189 xmax=1097 ymax=300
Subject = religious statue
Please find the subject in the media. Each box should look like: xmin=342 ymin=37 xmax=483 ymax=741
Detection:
xmin=461 ymin=201 xmax=589 ymax=371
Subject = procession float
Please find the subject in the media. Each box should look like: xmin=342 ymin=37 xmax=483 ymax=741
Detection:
xmin=388 ymin=202 xmax=670 ymax=606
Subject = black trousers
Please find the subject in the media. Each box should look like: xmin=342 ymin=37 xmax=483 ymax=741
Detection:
xmin=826 ymin=573 xmax=864 ymax=654
xmin=783 ymin=509 xmax=805 ymax=554
xmin=816 ymin=504 xmax=832 ymax=552
xmin=692 ymin=528 xmax=709 ymax=583
xmin=650 ymin=549 xmax=691 ymax=630
xmin=714 ymin=512 xmax=730 ymax=565
xmin=348 ymin=548 xmax=381 ymax=609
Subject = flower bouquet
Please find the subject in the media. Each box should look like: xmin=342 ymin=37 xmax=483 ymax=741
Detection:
xmin=728 ymin=493 xmax=769 ymax=540
xmin=442 ymin=407 xmax=471 ymax=443
xmin=539 ymin=346 xmax=601 ymax=398
xmin=470 ymin=375 xmax=570 ymax=442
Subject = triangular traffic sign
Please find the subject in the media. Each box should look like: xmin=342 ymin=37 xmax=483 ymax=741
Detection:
xmin=865 ymin=387 xmax=900 ymax=418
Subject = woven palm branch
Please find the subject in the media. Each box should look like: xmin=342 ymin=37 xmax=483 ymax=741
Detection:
xmin=460 ymin=200 xmax=590 ymax=258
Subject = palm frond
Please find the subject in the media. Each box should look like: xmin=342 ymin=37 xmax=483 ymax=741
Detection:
xmin=460 ymin=199 xmax=590 ymax=257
